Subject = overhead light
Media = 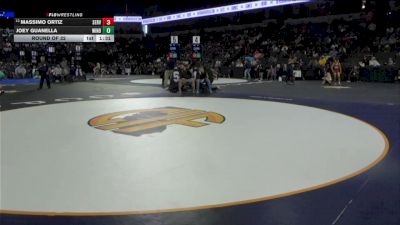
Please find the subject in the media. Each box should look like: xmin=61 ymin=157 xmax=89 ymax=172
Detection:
xmin=362 ymin=0 xmax=366 ymax=9
xmin=142 ymin=0 xmax=310 ymax=25
xmin=113 ymin=0 xmax=311 ymax=25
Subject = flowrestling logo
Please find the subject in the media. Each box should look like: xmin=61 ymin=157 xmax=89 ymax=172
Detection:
xmin=88 ymin=107 xmax=225 ymax=136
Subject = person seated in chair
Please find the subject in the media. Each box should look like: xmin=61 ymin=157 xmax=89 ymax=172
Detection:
xmin=52 ymin=64 xmax=63 ymax=83
xmin=196 ymin=66 xmax=212 ymax=94
xmin=178 ymin=65 xmax=195 ymax=94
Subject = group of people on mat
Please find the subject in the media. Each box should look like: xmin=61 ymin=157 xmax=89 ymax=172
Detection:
xmin=162 ymin=61 xmax=215 ymax=94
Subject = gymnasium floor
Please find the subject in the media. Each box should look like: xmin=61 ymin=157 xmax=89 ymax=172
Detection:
xmin=1 ymin=77 xmax=399 ymax=225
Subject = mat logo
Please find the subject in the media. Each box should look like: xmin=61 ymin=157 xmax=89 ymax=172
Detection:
xmin=88 ymin=107 xmax=225 ymax=136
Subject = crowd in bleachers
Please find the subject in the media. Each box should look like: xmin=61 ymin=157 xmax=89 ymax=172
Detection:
xmin=238 ymin=12 xmax=400 ymax=82
xmin=1 ymin=8 xmax=400 ymax=83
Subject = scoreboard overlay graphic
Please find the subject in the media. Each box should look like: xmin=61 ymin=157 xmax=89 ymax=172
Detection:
xmin=13 ymin=18 xmax=115 ymax=43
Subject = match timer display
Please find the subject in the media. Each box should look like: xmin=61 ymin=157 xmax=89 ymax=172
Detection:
xmin=14 ymin=18 xmax=115 ymax=43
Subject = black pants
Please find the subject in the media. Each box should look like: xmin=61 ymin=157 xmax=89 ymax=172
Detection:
xmin=286 ymin=74 xmax=295 ymax=83
xmin=39 ymin=75 xmax=51 ymax=89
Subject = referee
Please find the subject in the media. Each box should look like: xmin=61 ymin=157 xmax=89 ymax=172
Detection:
xmin=37 ymin=59 xmax=51 ymax=90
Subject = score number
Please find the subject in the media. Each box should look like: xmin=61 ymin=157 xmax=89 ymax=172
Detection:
xmin=102 ymin=26 xmax=114 ymax=34
xmin=102 ymin=18 xmax=114 ymax=26
xmin=102 ymin=18 xmax=114 ymax=35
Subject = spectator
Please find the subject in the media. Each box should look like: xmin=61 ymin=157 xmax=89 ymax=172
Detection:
xmin=244 ymin=59 xmax=252 ymax=80
xmin=53 ymin=65 xmax=63 ymax=82
xmin=267 ymin=64 xmax=277 ymax=81
xmin=369 ymin=57 xmax=381 ymax=67
xmin=93 ymin=62 xmax=101 ymax=76
xmin=322 ymin=67 xmax=333 ymax=85
xmin=124 ymin=62 xmax=132 ymax=75
xmin=15 ymin=63 xmax=27 ymax=79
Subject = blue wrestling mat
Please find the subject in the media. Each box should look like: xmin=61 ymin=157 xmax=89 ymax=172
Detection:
xmin=0 ymin=79 xmax=39 ymax=86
